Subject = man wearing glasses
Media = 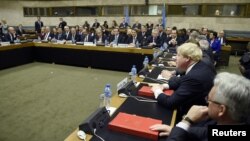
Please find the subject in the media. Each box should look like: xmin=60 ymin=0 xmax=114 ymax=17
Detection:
xmin=150 ymin=72 xmax=250 ymax=141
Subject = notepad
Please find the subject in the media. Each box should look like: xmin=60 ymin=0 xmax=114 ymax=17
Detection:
xmin=138 ymin=86 xmax=174 ymax=98
xmin=108 ymin=112 xmax=162 ymax=141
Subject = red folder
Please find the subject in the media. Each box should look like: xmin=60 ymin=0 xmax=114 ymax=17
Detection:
xmin=138 ymin=86 xmax=174 ymax=98
xmin=108 ymin=112 xmax=162 ymax=141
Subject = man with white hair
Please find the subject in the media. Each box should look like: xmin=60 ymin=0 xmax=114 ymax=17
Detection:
xmin=150 ymin=72 xmax=250 ymax=141
xmin=4 ymin=26 xmax=17 ymax=43
xmin=152 ymin=43 xmax=216 ymax=118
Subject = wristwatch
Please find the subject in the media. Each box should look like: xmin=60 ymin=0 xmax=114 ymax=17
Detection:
xmin=183 ymin=116 xmax=194 ymax=125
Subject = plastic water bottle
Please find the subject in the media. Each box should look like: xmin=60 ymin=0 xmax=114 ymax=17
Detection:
xmin=143 ymin=56 xmax=149 ymax=67
xmin=131 ymin=65 xmax=137 ymax=83
xmin=94 ymin=38 xmax=97 ymax=45
xmin=104 ymin=84 xmax=112 ymax=109
xmin=153 ymin=50 xmax=158 ymax=59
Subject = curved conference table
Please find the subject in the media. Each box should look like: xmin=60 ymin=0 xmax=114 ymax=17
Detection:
xmin=0 ymin=42 xmax=153 ymax=71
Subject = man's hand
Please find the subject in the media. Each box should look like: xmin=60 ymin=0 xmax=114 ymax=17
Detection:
xmin=150 ymin=124 xmax=172 ymax=136
xmin=151 ymin=84 xmax=164 ymax=99
xmin=185 ymin=105 xmax=209 ymax=123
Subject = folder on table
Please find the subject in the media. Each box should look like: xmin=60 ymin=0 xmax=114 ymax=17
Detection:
xmin=138 ymin=86 xmax=174 ymax=98
xmin=108 ymin=112 xmax=162 ymax=141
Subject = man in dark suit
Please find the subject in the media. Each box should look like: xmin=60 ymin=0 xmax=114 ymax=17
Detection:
xmin=150 ymin=72 xmax=250 ymax=141
xmin=132 ymin=21 xmax=141 ymax=30
xmin=35 ymin=17 xmax=43 ymax=34
xmin=146 ymin=29 xmax=162 ymax=48
xmin=67 ymin=28 xmax=80 ymax=43
xmin=92 ymin=19 xmax=100 ymax=29
xmin=58 ymin=17 xmax=67 ymax=31
xmin=126 ymin=29 xmax=141 ymax=47
xmin=16 ymin=24 xmax=25 ymax=36
xmin=218 ymin=30 xmax=226 ymax=46
xmin=54 ymin=27 xmax=65 ymax=40
xmin=4 ymin=27 xmax=17 ymax=43
xmin=109 ymin=28 xmax=125 ymax=45
xmin=151 ymin=43 xmax=215 ymax=118
xmin=42 ymin=26 xmax=54 ymax=41
xmin=119 ymin=18 xmax=128 ymax=29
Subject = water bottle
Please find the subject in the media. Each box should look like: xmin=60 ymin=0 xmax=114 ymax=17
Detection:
xmin=143 ymin=56 xmax=149 ymax=68
xmin=131 ymin=65 xmax=137 ymax=83
xmin=94 ymin=38 xmax=97 ymax=45
xmin=153 ymin=50 xmax=158 ymax=59
xmin=104 ymin=84 xmax=112 ymax=109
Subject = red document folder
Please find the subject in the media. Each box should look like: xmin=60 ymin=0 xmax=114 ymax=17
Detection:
xmin=108 ymin=112 xmax=162 ymax=141
xmin=138 ymin=86 xmax=174 ymax=98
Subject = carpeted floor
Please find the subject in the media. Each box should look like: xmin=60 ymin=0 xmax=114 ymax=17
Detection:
xmin=0 ymin=55 xmax=241 ymax=141
xmin=0 ymin=62 xmax=127 ymax=141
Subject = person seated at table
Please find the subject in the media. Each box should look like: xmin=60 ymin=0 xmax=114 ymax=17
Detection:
xmin=67 ymin=28 xmax=80 ymax=43
xmin=42 ymin=26 xmax=54 ymax=41
xmin=166 ymin=29 xmax=184 ymax=48
xmin=150 ymin=72 xmax=250 ymax=141
xmin=209 ymin=31 xmax=221 ymax=66
xmin=16 ymin=24 xmax=25 ymax=36
xmin=109 ymin=28 xmax=125 ymax=46
xmin=38 ymin=26 xmax=46 ymax=40
xmin=95 ymin=29 xmax=107 ymax=45
xmin=4 ymin=26 xmax=17 ymax=43
xmin=146 ymin=29 xmax=162 ymax=48
xmin=126 ymin=29 xmax=141 ymax=47
xmin=63 ymin=26 xmax=71 ymax=40
xmin=54 ymin=27 xmax=65 ymax=40
xmin=151 ymin=43 xmax=216 ymax=119
xmin=80 ymin=28 xmax=94 ymax=43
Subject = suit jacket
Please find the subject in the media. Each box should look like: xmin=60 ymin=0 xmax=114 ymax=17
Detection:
xmin=16 ymin=28 xmax=25 ymax=36
xmin=119 ymin=22 xmax=128 ymax=28
xmin=146 ymin=36 xmax=162 ymax=47
xmin=54 ymin=33 xmax=66 ymax=40
xmin=80 ymin=34 xmax=95 ymax=42
xmin=58 ymin=21 xmax=67 ymax=30
xmin=157 ymin=61 xmax=215 ymax=117
xmin=167 ymin=119 xmax=216 ymax=141
xmin=67 ymin=33 xmax=81 ymax=42
xmin=167 ymin=36 xmax=183 ymax=47
xmin=92 ymin=22 xmax=100 ymax=28
xmin=132 ymin=23 xmax=141 ymax=29
xmin=35 ymin=21 xmax=43 ymax=33
xmin=218 ymin=37 xmax=226 ymax=45
xmin=109 ymin=34 xmax=126 ymax=44
xmin=4 ymin=33 xmax=17 ymax=43
xmin=126 ymin=36 xmax=141 ymax=45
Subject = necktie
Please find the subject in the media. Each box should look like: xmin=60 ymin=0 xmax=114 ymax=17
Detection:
xmin=133 ymin=37 xmax=136 ymax=44
xmin=153 ymin=37 xmax=155 ymax=43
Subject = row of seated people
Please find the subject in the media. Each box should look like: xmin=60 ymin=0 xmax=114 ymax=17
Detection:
xmin=1 ymin=23 xmax=223 ymax=67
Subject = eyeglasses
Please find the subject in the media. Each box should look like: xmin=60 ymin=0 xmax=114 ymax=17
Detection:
xmin=205 ymin=96 xmax=221 ymax=105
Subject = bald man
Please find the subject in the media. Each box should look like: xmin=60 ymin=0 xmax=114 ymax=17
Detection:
xmin=4 ymin=26 xmax=17 ymax=43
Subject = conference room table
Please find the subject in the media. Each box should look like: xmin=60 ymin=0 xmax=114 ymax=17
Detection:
xmin=64 ymin=76 xmax=177 ymax=141
xmin=0 ymin=42 xmax=153 ymax=71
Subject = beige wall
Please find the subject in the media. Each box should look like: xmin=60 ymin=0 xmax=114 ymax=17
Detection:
xmin=0 ymin=0 xmax=250 ymax=32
